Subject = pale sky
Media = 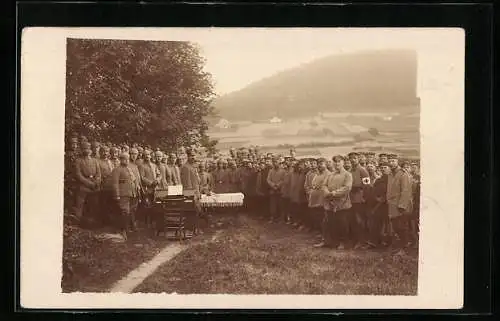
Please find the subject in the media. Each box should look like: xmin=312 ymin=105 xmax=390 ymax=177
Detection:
xmin=56 ymin=27 xmax=464 ymax=96
xmin=189 ymin=28 xmax=464 ymax=96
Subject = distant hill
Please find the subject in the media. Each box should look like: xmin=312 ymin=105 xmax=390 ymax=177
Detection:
xmin=213 ymin=49 xmax=419 ymax=121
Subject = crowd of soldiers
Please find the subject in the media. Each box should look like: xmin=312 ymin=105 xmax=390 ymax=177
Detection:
xmin=65 ymin=135 xmax=420 ymax=254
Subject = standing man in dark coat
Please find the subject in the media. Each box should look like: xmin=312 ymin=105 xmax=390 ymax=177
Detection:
xmin=314 ymin=155 xmax=352 ymax=249
xmin=64 ymin=136 xmax=80 ymax=216
xmin=267 ymin=157 xmax=286 ymax=223
xmin=138 ymin=149 xmax=160 ymax=227
xmin=364 ymin=161 xmax=390 ymax=249
xmin=71 ymin=142 xmax=102 ymax=224
xmin=255 ymin=160 xmax=271 ymax=219
xmin=98 ymin=146 xmax=115 ymax=226
xmin=386 ymin=154 xmax=413 ymax=255
xmin=348 ymin=152 xmax=370 ymax=249
xmin=112 ymin=152 xmax=140 ymax=240
xmin=128 ymin=147 xmax=143 ymax=231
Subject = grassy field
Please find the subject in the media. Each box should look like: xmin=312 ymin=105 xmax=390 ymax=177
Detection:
xmin=62 ymin=224 xmax=173 ymax=293
xmin=135 ymin=214 xmax=418 ymax=295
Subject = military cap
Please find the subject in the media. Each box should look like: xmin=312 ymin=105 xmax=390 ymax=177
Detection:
xmin=411 ymin=160 xmax=419 ymax=166
xmin=70 ymin=137 xmax=79 ymax=143
xmin=366 ymin=159 xmax=377 ymax=165
xmin=378 ymin=153 xmax=388 ymax=158
xmin=154 ymin=150 xmax=163 ymax=157
xmin=366 ymin=152 xmax=376 ymax=156
xmin=137 ymin=146 xmax=144 ymax=153
xmin=332 ymin=155 xmax=345 ymax=162
xmin=387 ymin=154 xmax=399 ymax=160
xmin=81 ymin=142 xmax=91 ymax=149
xmin=347 ymin=152 xmax=359 ymax=158
xmin=316 ymin=157 xmax=327 ymax=163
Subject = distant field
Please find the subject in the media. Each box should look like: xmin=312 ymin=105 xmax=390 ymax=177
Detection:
xmin=209 ymin=114 xmax=419 ymax=158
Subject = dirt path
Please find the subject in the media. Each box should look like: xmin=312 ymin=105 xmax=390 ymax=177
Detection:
xmin=109 ymin=230 xmax=223 ymax=293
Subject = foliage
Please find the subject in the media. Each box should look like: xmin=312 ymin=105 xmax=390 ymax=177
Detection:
xmin=65 ymin=38 xmax=216 ymax=151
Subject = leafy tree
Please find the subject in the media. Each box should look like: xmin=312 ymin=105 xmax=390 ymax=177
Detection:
xmin=65 ymin=38 xmax=216 ymax=151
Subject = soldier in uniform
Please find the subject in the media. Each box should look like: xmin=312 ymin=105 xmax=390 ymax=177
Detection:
xmin=111 ymin=152 xmax=140 ymax=240
xmin=280 ymin=160 xmax=293 ymax=224
xmin=255 ymin=159 xmax=271 ymax=219
xmin=64 ymin=136 xmax=80 ymax=216
xmin=71 ymin=142 xmax=102 ymax=225
xmin=304 ymin=158 xmax=318 ymax=231
xmin=110 ymin=147 xmax=120 ymax=168
xmin=128 ymin=148 xmax=143 ymax=231
xmin=314 ymin=155 xmax=353 ymax=249
xmin=358 ymin=152 xmax=367 ymax=168
xmin=214 ymin=159 xmax=230 ymax=193
xmin=409 ymin=160 xmax=421 ymax=248
xmin=136 ymin=147 xmax=144 ymax=166
xmin=166 ymin=153 xmax=180 ymax=185
xmin=378 ymin=153 xmax=389 ymax=164
xmin=386 ymin=154 xmax=413 ymax=255
xmin=364 ymin=161 xmax=390 ymax=249
xmin=366 ymin=159 xmax=379 ymax=183
xmin=138 ymin=149 xmax=161 ymax=227
xmin=267 ymin=157 xmax=286 ymax=223
xmin=344 ymin=158 xmax=352 ymax=171
xmin=308 ymin=158 xmax=330 ymax=237
xmin=91 ymin=141 xmax=101 ymax=159
xmin=245 ymin=161 xmax=259 ymax=215
xmin=180 ymin=150 xmax=202 ymax=229
xmin=238 ymin=159 xmax=252 ymax=212
xmin=198 ymin=162 xmax=214 ymax=195
xmin=154 ymin=151 xmax=168 ymax=189
xmin=226 ymin=159 xmax=240 ymax=193
xmin=97 ymin=146 xmax=115 ymax=227
xmin=326 ymin=159 xmax=334 ymax=172
xmin=289 ymin=159 xmax=307 ymax=228
xmin=348 ymin=152 xmax=370 ymax=250
xmin=366 ymin=152 xmax=376 ymax=165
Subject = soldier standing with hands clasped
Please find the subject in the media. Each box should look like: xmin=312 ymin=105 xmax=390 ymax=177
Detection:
xmin=71 ymin=141 xmax=101 ymax=225
xmin=111 ymin=152 xmax=140 ymax=240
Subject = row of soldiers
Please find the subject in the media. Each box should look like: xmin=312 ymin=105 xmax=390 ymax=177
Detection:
xmin=195 ymin=150 xmax=420 ymax=253
xmin=64 ymin=136 xmax=200 ymax=240
xmin=65 ymin=136 xmax=420 ymax=252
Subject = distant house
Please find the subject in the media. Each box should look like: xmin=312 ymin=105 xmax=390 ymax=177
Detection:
xmin=215 ymin=118 xmax=231 ymax=129
xmin=270 ymin=117 xmax=282 ymax=124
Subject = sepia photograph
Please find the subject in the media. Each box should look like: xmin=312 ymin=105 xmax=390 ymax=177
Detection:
xmin=21 ymin=27 xmax=464 ymax=309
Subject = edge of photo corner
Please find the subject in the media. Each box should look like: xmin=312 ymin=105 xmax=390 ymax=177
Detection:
xmin=15 ymin=0 xmax=492 ymax=314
